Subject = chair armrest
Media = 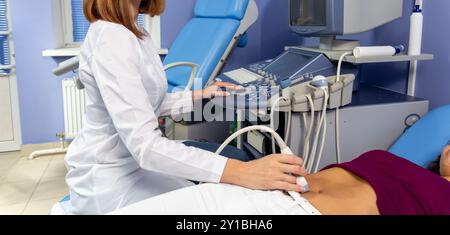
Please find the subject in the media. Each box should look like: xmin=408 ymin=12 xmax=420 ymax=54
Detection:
xmin=164 ymin=62 xmax=199 ymax=91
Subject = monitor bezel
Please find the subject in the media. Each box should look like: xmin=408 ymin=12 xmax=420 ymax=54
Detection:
xmin=288 ymin=0 xmax=344 ymax=36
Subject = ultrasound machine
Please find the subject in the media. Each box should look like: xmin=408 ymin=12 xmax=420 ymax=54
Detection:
xmin=211 ymin=0 xmax=430 ymax=171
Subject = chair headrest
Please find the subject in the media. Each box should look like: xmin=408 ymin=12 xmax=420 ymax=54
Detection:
xmin=390 ymin=104 xmax=450 ymax=167
xmin=194 ymin=0 xmax=250 ymax=20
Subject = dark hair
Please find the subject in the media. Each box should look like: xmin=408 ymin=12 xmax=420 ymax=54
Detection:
xmin=427 ymin=156 xmax=441 ymax=175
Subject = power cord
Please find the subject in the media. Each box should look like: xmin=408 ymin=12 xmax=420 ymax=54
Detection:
xmin=314 ymin=91 xmax=330 ymax=173
xmin=307 ymin=89 xmax=329 ymax=173
xmin=215 ymin=125 xmax=321 ymax=215
xmin=270 ymin=97 xmax=292 ymax=154
xmin=335 ymin=52 xmax=353 ymax=164
xmin=302 ymin=94 xmax=315 ymax=169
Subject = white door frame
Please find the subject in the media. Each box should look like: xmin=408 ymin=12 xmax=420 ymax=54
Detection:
xmin=0 ymin=75 xmax=22 ymax=152
xmin=0 ymin=0 xmax=22 ymax=152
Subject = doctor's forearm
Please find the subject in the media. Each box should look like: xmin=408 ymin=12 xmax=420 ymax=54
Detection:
xmin=220 ymin=156 xmax=306 ymax=193
xmin=192 ymin=90 xmax=203 ymax=101
xmin=220 ymin=159 xmax=246 ymax=185
xmin=220 ymin=159 xmax=281 ymax=190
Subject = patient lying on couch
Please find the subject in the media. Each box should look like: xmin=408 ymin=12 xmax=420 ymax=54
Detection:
xmin=112 ymin=145 xmax=450 ymax=215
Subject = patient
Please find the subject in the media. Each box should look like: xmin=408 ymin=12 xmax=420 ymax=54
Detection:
xmin=112 ymin=145 xmax=450 ymax=215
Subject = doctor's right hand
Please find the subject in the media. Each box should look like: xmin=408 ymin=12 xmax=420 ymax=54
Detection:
xmin=220 ymin=155 xmax=308 ymax=193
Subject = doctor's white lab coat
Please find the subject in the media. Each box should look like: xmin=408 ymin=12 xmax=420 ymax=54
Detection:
xmin=65 ymin=20 xmax=228 ymax=215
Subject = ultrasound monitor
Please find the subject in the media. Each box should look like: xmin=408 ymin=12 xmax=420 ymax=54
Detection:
xmin=289 ymin=0 xmax=404 ymax=36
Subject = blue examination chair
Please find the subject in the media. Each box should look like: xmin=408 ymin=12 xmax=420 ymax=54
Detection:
xmin=389 ymin=104 xmax=450 ymax=167
xmin=162 ymin=0 xmax=259 ymax=142
xmin=163 ymin=0 xmax=259 ymax=92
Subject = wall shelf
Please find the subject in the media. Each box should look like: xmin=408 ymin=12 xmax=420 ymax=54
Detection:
xmin=292 ymin=47 xmax=434 ymax=64
xmin=342 ymin=54 xmax=434 ymax=64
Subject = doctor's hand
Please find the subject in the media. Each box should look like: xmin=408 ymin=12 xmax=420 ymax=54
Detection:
xmin=221 ymin=155 xmax=308 ymax=193
xmin=192 ymin=82 xmax=242 ymax=101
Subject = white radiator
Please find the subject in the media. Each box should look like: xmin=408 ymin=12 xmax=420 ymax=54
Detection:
xmin=62 ymin=79 xmax=86 ymax=139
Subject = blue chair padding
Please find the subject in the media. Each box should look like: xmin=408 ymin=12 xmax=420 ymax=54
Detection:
xmin=164 ymin=18 xmax=240 ymax=91
xmin=168 ymin=83 xmax=177 ymax=93
xmin=60 ymin=195 xmax=70 ymax=203
xmin=389 ymin=104 xmax=450 ymax=167
xmin=195 ymin=0 xmax=249 ymax=20
xmin=164 ymin=0 xmax=252 ymax=92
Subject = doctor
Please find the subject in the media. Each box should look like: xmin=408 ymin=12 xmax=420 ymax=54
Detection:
xmin=65 ymin=0 xmax=307 ymax=215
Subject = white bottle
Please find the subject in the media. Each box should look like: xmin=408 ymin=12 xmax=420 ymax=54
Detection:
xmin=353 ymin=45 xmax=405 ymax=58
xmin=408 ymin=1 xmax=424 ymax=56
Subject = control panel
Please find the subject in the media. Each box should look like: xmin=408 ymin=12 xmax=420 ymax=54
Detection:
xmin=213 ymin=48 xmax=350 ymax=109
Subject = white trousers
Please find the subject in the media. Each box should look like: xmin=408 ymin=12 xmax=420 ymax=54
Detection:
xmin=111 ymin=183 xmax=318 ymax=215
xmin=118 ymin=171 xmax=195 ymax=209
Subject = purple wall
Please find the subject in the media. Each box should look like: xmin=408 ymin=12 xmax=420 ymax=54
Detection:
xmin=161 ymin=0 xmax=196 ymax=49
xmin=10 ymin=0 xmax=450 ymax=144
xmin=10 ymin=0 xmax=64 ymax=144
xmin=362 ymin=0 xmax=450 ymax=109
xmin=415 ymin=0 xmax=450 ymax=109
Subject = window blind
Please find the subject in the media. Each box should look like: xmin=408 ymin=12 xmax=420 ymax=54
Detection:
xmin=71 ymin=0 xmax=145 ymax=43
xmin=0 ymin=0 xmax=11 ymax=76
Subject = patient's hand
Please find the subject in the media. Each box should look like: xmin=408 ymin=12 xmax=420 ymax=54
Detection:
xmin=192 ymin=82 xmax=242 ymax=100
xmin=221 ymin=155 xmax=308 ymax=193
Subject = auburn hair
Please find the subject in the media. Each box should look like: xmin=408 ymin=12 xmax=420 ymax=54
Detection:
xmin=83 ymin=0 xmax=165 ymax=39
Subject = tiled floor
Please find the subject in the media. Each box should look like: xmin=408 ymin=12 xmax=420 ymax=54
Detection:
xmin=0 ymin=151 xmax=68 ymax=215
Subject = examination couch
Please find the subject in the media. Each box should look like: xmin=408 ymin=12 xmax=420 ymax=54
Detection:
xmin=51 ymin=104 xmax=450 ymax=214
